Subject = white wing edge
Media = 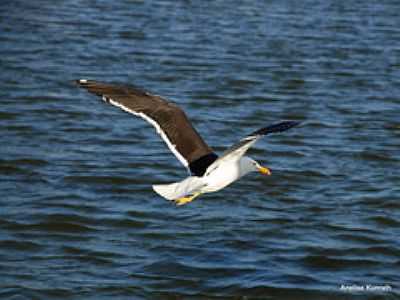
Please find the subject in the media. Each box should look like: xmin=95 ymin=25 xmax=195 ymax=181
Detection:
xmin=205 ymin=137 xmax=259 ymax=176
xmin=102 ymin=95 xmax=189 ymax=169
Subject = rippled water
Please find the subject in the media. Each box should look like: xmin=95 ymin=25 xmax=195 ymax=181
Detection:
xmin=1 ymin=1 xmax=400 ymax=299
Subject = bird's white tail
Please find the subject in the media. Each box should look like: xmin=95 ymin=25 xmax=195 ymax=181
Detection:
xmin=152 ymin=176 xmax=205 ymax=200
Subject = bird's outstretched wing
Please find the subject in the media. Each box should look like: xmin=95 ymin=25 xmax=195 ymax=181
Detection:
xmin=76 ymin=80 xmax=216 ymax=174
xmin=216 ymin=121 xmax=300 ymax=162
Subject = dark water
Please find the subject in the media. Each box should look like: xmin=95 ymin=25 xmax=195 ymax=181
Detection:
xmin=1 ymin=1 xmax=400 ymax=299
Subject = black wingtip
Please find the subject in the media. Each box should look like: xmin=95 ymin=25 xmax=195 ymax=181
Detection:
xmin=251 ymin=121 xmax=301 ymax=136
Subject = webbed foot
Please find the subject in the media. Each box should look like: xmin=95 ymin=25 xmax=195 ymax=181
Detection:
xmin=174 ymin=193 xmax=201 ymax=206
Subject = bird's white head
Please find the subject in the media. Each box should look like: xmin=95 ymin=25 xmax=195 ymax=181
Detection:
xmin=239 ymin=156 xmax=271 ymax=177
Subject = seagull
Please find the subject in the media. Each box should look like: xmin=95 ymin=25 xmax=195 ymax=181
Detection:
xmin=76 ymin=80 xmax=300 ymax=205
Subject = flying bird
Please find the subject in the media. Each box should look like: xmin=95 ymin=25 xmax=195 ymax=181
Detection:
xmin=76 ymin=80 xmax=299 ymax=205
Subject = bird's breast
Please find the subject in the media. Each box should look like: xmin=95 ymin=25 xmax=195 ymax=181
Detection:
xmin=202 ymin=161 xmax=241 ymax=192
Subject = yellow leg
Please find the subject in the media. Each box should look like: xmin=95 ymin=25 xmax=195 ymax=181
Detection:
xmin=174 ymin=192 xmax=201 ymax=206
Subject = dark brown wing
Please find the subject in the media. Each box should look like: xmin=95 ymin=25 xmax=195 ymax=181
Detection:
xmin=76 ymin=80 xmax=215 ymax=172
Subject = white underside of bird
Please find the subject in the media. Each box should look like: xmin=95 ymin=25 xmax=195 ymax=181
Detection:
xmin=153 ymin=156 xmax=270 ymax=206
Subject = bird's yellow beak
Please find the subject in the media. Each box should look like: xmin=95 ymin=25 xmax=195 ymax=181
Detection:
xmin=258 ymin=166 xmax=271 ymax=175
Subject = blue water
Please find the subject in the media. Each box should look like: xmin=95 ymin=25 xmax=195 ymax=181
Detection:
xmin=1 ymin=1 xmax=399 ymax=299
